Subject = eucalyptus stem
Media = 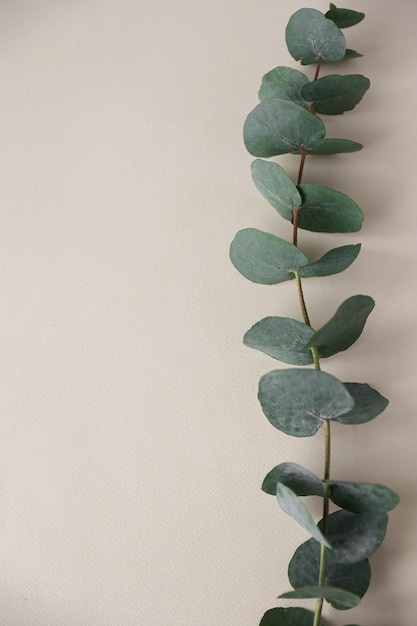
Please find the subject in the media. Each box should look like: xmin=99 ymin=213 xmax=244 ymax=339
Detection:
xmin=313 ymin=421 xmax=331 ymax=626
xmin=294 ymin=204 xmax=330 ymax=626
xmin=313 ymin=55 xmax=322 ymax=82
xmin=297 ymin=148 xmax=307 ymax=185
xmin=292 ymin=58 xmax=331 ymax=623
xmin=294 ymin=270 xmax=311 ymax=327
xmin=295 ymin=266 xmax=330 ymax=626
xmin=311 ymin=346 xmax=321 ymax=372
xmin=312 ymin=583 xmax=325 ymax=626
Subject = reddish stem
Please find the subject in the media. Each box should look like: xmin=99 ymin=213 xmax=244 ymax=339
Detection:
xmin=309 ymin=56 xmax=323 ymax=112
xmin=313 ymin=56 xmax=322 ymax=81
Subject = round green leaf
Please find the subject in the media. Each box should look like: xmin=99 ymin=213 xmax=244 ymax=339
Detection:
xmin=328 ymin=481 xmax=400 ymax=514
xmin=243 ymin=316 xmax=314 ymax=365
xmin=260 ymin=607 xmax=323 ymax=626
xmin=286 ymin=8 xmax=346 ymax=65
xmin=325 ymin=8 xmax=365 ymax=29
xmin=258 ymin=369 xmax=354 ymax=437
xmin=296 ymin=185 xmax=363 ymax=233
xmin=306 ymin=295 xmax=375 ymax=358
xmin=262 ymin=462 xmax=324 ymax=496
xmin=298 ymin=244 xmax=361 ymax=278
xmin=319 ymin=510 xmax=388 ymax=564
xmin=334 ymin=383 xmax=389 ymax=425
xmin=251 ymin=159 xmax=301 ymax=221
xmin=230 ymin=228 xmax=308 ymax=285
xmin=243 ymin=98 xmax=325 ymax=157
xmin=279 ymin=586 xmax=360 ymax=610
xmin=259 ymin=67 xmax=309 ymax=108
xmin=302 ymin=75 xmax=370 ymax=115
xmin=306 ymin=138 xmax=363 ymax=154
xmin=288 ymin=538 xmax=371 ymax=610
xmin=276 ymin=483 xmax=330 ymax=546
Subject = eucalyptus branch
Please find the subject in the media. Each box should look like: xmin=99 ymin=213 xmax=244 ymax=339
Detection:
xmin=230 ymin=5 xmax=400 ymax=626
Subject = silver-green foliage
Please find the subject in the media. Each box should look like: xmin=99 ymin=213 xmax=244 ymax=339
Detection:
xmin=230 ymin=5 xmax=399 ymax=625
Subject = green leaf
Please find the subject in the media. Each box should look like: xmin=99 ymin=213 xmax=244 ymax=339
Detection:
xmin=244 ymin=98 xmax=325 ymax=157
xmin=230 ymin=229 xmax=308 ymax=285
xmin=302 ymin=75 xmax=370 ymax=115
xmin=251 ymin=159 xmax=301 ymax=221
xmin=243 ymin=317 xmax=314 ymax=365
xmin=279 ymin=586 xmax=360 ymax=610
xmin=319 ymin=510 xmax=388 ymax=564
xmin=259 ymin=67 xmax=309 ymax=108
xmin=260 ymin=607 xmax=323 ymax=626
xmin=322 ymin=49 xmax=363 ymax=63
xmin=276 ymin=483 xmax=330 ymax=547
xmin=328 ymin=481 xmax=400 ymax=514
xmin=334 ymin=383 xmax=389 ymax=425
xmin=262 ymin=462 xmax=324 ymax=497
xmin=306 ymin=295 xmax=375 ymax=358
xmin=306 ymin=138 xmax=363 ymax=154
xmin=325 ymin=8 xmax=365 ymax=29
xmin=258 ymin=369 xmax=354 ymax=437
xmin=344 ymin=49 xmax=363 ymax=59
xmin=296 ymin=185 xmax=363 ymax=233
xmin=288 ymin=538 xmax=371 ymax=610
xmin=286 ymin=8 xmax=346 ymax=65
xmin=298 ymin=244 xmax=361 ymax=278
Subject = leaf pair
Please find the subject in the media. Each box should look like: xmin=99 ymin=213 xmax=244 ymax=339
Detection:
xmin=259 ymin=369 xmax=353 ymax=437
xmin=244 ymin=295 xmax=374 ymax=365
xmin=259 ymin=68 xmax=370 ymax=116
xmin=262 ymin=462 xmax=399 ymax=515
xmin=244 ymin=98 xmax=362 ymax=157
xmin=258 ymin=370 xmax=388 ymax=437
xmin=251 ymin=159 xmax=363 ymax=233
xmin=230 ymin=229 xmax=360 ymax=285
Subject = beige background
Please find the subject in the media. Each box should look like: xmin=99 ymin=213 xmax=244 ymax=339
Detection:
xmin=0 ymin=0 xmax=415 ymax=624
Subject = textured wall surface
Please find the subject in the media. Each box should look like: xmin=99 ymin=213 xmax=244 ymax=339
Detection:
xmin=0 ymin=1 xmax=415 ymax=624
